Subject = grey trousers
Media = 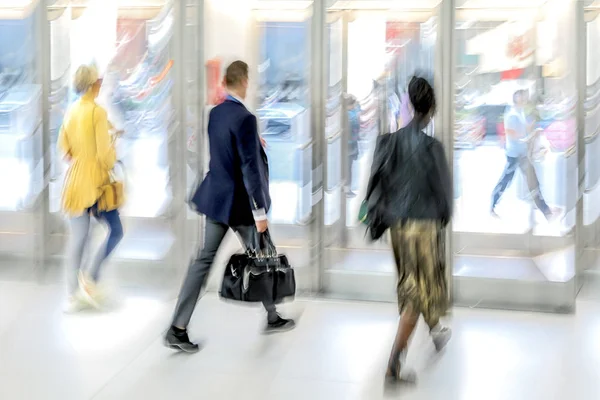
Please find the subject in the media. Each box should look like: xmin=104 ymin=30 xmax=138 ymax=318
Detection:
xmin=172 ymin=218 xmax=277 ymax=329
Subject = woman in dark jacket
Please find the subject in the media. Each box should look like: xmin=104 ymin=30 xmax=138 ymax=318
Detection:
xmin=365 ymin=75 xmax=452 ymax=382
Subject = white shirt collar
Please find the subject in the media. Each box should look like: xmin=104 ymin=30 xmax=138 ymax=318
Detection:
xmin=226 ymin=91 xmax=246 ymax=107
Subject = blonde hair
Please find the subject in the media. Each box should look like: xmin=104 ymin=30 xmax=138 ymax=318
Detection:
xmin=73 ymin=64 xmax=99 ymax=95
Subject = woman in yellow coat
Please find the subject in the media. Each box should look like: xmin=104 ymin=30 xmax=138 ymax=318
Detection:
xmin=58 ymin=64 xmax=123 ymax=312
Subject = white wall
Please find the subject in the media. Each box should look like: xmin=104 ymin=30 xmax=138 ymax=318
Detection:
xmin=70 ymin=0 xmax=117 ymax=76
xmin=347 ymin=15 xmax=387 ymax=100
xmin=205 ymin=0 xmax=258 ymax=109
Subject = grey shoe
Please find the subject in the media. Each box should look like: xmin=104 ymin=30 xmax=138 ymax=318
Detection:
xmin=264 ymin=316 xmax=296 ymax=334
xmin=431 ymin=325 xmax=452 ymax=352
xmin=164 ymin=327 xmax=200 ymax=353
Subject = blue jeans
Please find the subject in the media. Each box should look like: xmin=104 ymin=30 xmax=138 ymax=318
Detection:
xmin=491 ymin=155 xmax=551 ymax=216
xmin=68 ymin=205 xmax=123 ymax=295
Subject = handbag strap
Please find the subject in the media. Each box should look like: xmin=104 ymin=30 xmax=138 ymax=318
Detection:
xmin=91 ymin=105 xmax=124 ymax=183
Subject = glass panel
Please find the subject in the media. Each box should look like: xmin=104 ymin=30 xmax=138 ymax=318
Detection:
xmin=453 ymin=0 xmax=577 ymax=309
xmin=0 ymin=2 xmax=43 ymax=212
xmin=584 ymin=3 xmax=600 ymax=268
xmin=257 ymin=18 xmax=312 ymax=225
xmin=0 ymin=1 xmax=43 ymax=257
xmin=185 ymin=0 xmax=201 ymax=249
xmin=454 ymin=0 xmax=577 ymax=236
xmin=48 ymin=1 xmax=70 ymax=214
xmin=48 ymin=0 xmax=178 ymax=262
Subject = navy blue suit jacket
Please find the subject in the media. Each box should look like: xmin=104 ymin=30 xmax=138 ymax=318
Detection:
xmin=191 ymin=99 xmax=271 ymax=227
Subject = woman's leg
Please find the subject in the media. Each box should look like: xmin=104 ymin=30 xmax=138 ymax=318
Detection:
xmin=422 ymin=224 xmax=451 ymax=351
xmin=67 ymin=212 xmax=91 ymax=296
xmin=387 ymin=305 xmax=419 ymax=377
xmin=387 ymin=225 xmax=420 ymax=380
xmin=88 ymin=208 xmax=123 ymax=283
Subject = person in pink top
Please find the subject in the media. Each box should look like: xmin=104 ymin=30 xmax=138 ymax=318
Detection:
xmin=398 ymin=91 xmax=413 ymax=129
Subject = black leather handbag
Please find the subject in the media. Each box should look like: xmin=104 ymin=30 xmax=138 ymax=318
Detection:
xmin=220 ymin=231 xmax=296 ymax=303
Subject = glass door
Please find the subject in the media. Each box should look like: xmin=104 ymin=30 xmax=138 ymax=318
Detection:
xmin=253 ymin=0 xmax=316 ymax=292
xmin=0 ymin=1 xmax=44 ymax=264
xmin=322 ymin=0 xmax=443 ymax=300
xmin=583 ymin=1 xmax=600 ymax=274
xmin=452 ymin=0 xmax=578 ymax=311
xmin=200 ymin=0 xmax=317 ymax=293
xmin=46 ymin=0 xmax=187 ymax=278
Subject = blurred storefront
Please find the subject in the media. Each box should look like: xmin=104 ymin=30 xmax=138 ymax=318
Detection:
xmin=2 ymin=0 xmax=598 ymax=313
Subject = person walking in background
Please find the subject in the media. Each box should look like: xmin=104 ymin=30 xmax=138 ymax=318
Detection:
xmin=346 ymin=95 xmax=361 ymax=198
xmin=398 ymin=91 xmax=414 ymax=129
xmin=164 ymin=60 xmax=295 ymax=354
xmin=491 ymin=89 xmax=559 ymax=220
xmin=58 ymin=64 xmax=123 ymax=313
xmin=363 ymin=74 xmax=452 ymax=382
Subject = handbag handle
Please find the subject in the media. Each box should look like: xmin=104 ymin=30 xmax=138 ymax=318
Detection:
xmin=249 ymin=229 xmax=277 ymax=258
xmin=261 ymin=230 xmax=277 ymax=255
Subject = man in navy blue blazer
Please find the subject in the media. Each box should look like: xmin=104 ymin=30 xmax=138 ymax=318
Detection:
xmin=165 ymin=61 xmax=295 ymax=353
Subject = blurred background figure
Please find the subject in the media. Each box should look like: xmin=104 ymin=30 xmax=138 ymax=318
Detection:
xmin=58 ymin=64 xmax=123 ymax=313
xmin=490 ymin=89 xmax=559 ymax=220
xmin=364 ymin=74 xmax=452 ymax=382
xmin=346 ymin=94 xmax=361 ymax=198
xmin=398 ymin=90 xmax=414 ymax=129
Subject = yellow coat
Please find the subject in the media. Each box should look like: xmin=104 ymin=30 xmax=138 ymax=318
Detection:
xmin=58 ymin=92 xmax=116 ymax=216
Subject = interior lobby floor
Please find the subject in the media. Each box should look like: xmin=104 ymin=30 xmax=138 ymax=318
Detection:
xmin=2 ymin=271 xmax=600 ymax=400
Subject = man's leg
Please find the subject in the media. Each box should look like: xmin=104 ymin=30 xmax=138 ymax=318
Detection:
xmin=172 ymin=218 xmax=229 ymax=329
xmin=233 ymin=225 xmax=296 ymax=333
xmin=491 ymin=156 xmax=519 ymax=214
xmin=165 ymin=218 xmax=229 ymax=353
xmin=518 ymin=157 xmax=553 ymax=218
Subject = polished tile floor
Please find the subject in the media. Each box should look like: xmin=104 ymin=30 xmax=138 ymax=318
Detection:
xmin=2 ymin=276 xmax=600 ymax=400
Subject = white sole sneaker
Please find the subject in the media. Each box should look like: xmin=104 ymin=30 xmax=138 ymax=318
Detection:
xmin=63 ymin=295 xmax=88 ymax=314
xmin=432 ymin=326 xmax=452 ymax=352
xmin=78 ymin=273 xmax=102 ymax=309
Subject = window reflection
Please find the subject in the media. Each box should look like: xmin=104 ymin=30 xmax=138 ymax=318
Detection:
xmin=585 ymin=8 xmax=600 ymax=240
xmin=453 ymin=2 xmax=576 ymax=237
xmin=48 ymin=0 xmax=175 ymax=218
xmin=0 ymin=4 xmax=42 ymax=211
xmin=257 ymin=20 xmax=312 ymax=225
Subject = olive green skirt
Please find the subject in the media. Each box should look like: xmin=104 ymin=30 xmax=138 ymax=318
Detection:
xmin=390 ymin=219 xmax=448 ymax=326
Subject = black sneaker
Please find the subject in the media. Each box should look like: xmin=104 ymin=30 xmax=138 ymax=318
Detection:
xmin=264 ymin=316 xmax=296 ymax=334
xmin=164 ymin=327 xmax=200 ymax=353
